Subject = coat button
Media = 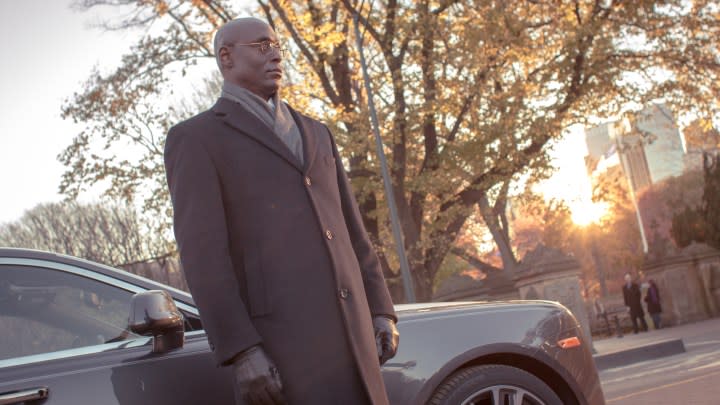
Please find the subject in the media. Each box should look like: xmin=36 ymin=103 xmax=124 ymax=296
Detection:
xmin=304 ymin=176 xmax=312 ymax=186
xmin=339 ymin=288 xmax=349 ymax=299
xmin=325 ymin=229 xmax=333 ymax=240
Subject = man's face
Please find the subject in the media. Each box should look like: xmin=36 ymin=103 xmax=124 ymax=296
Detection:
xmin=624 ymin=274 xmax=632 ymax=284
xmin=219 ymin=20 xmax=283 ymax=99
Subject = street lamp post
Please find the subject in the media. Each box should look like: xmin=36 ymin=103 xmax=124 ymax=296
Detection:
xmin=615 ymin=136 xmax=649 ymax=254
xmin=352 ymin=11 xmax=416 ymax=303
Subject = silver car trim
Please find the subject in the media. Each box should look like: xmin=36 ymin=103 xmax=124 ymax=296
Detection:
xmin=0 ymin=338 xmax=152 ymax=369
xmin=0 ymin=330 xmax=207 ymax=369
xmin=0 ymin=257 xmax=199 ymax=315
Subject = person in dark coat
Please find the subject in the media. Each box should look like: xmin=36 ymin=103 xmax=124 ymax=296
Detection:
xmin=622 ymin=273 xmax=648 ymax=333
xmin=164 ymin=17 xmax=399 ymax=405
xmin=644 ymin=279 xmax=662 ymax=329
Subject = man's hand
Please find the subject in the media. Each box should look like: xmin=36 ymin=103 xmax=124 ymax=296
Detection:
xmin=373 ymin=316 xmax=400 ymax=365
xmin=231 ymin=345 xmax=287 ymax=405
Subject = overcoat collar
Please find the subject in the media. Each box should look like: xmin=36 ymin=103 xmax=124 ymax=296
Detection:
xmin=287 ymin=105 xmax=318 ymax=173
xmin=212 ymin=97 xmax=318 ymax=173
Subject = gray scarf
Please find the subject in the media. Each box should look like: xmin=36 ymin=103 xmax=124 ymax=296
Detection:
xmin=221 ymin=82 xmax=304 ymax=165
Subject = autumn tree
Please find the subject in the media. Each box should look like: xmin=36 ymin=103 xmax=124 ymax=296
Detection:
xmin=684 ymin=119 xmax=720 ymax=152
xmin=701 ymin=153 xmax=720 ymax=249
xmin=671 ymin=206 xmax=706 ymax=247
xmin=638 ymin=169 xmax=705 ymax=248
xmin=504 ymin=194 xmax=576 ymax=258
xmin=447 ymin=193 xmax=574 ymax=288
xmin=62 ymin=0 xmax=720 ymax=301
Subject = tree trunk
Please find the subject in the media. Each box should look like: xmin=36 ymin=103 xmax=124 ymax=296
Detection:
xmin=478 ymin=196 xmax=519 ymax=274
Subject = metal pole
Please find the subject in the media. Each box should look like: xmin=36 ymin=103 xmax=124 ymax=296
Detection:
xmin=352 ymin=12 xmax=416 ymax=303
xmin=628 ymin=183 xmax=649 ymax=254
xmin=615 ymin=137 xmax=649 ymax=253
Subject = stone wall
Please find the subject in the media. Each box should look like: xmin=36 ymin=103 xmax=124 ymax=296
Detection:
xmin=433 ymin=243 xmax=720 ymax=337
xmin=643 ymin=243 xmax=720 ymax=326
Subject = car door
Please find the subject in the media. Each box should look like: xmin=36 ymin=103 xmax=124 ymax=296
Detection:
xmin=0 ymin=260 xmax=234 ymax=404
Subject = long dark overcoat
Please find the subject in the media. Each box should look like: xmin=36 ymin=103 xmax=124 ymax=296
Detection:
xmin=622 ymin=282 xmax=644 ymax=317
xmin=164 ymin=97 xmax=396 ymax=404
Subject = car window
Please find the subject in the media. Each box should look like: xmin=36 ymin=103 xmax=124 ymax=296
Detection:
xmin=0 ymin=264 xmax=141 ymax=361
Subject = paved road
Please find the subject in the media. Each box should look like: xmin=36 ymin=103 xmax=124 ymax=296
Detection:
xmin=597 ymin=318 xmax=720 ymax=404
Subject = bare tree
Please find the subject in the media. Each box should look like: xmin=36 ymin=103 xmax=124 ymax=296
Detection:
xmin=0 ymin=201 xmax=186 ymax=290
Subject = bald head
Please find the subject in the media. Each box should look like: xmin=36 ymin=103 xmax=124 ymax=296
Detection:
xmin=214 ymin=18 xmax=269 ymax=68
xmin=213 ymin=18 xmax=284 ymax=99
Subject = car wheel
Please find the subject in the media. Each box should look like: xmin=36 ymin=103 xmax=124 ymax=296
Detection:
xmin=428 ymin=364 xmax=562 ymax=405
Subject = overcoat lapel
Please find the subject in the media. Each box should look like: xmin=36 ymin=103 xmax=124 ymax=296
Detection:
xmin=212 ymin=98 xmax=303 ymax=172
xmin=287 ymin=105 xmax=318 ymax=173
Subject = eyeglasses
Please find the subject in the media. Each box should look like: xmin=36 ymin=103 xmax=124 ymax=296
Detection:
xmin=227 ymin=40 xmax=285 ymax=56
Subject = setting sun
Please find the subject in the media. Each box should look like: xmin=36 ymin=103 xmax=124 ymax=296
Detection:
xmin=570 ymin=200 xmax=609 ymax=226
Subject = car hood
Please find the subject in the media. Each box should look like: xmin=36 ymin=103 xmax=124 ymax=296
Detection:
xmin=395 ymin=300 xmax=569 ymax=321
xmin=396 ymin=299 xmax=563 ymax=312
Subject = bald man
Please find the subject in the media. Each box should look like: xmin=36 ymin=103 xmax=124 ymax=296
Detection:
xmin=164 ymin=18 xmax=398 ymax=405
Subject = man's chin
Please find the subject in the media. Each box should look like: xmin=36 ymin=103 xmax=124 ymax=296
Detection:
xmin=265 ymin=82 xmax=281 ymax=94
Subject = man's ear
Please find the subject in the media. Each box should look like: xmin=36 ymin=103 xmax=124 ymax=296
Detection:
xmin=218 ymin=46 xmax=233 ymax=69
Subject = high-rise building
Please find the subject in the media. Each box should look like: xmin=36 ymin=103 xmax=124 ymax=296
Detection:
xmin=584 ymin=103 xmax=685 ymax=192
xmin=585 ymin=122 xmax=614 ymax=161
xmin=634 ymin=104 xmax=685 ymax=183
xmin=584 ymin=104 xmax=687 ymax=253
xmin=616 ymin=131 xmax=652 ymax=191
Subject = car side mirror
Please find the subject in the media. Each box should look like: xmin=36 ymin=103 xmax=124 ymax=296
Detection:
xmin=129 ymin=290 xmax=185 ymax=353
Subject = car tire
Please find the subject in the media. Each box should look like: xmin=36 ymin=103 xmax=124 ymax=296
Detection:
xmin=428 ymin=364 xmax=562 ymax=405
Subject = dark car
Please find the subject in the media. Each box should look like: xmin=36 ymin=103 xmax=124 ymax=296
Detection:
xmin=0 ymin=248 xmax=604 ymax=405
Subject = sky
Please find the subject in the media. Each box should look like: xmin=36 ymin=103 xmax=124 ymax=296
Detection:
xmin=542 ymin=127 xmax=601 ymax=225
xmin=0 ymin=1 xmax=138 ymax=224
xmin=0 ymin=1 xmax=596 ymax=226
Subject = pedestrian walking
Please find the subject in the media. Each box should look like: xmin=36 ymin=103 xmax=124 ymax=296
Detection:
xmin=645 ymin=279 xmax=662 ymax=329
xmin=622 ymin=272 xmax=648 ymax=333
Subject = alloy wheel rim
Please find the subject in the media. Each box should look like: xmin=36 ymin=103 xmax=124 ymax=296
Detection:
xmin=460 ymin=384 xmax=546 ymax=405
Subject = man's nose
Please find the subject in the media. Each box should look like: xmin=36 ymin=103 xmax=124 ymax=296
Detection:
xmin=268 ymin=46 xmax=283 ymax=61
xmin=270 ymin=51 xmax=282 ymax=62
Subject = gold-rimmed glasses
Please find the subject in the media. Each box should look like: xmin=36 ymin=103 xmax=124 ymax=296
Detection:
xmin=227 ymin=40 xmax=285 ymax=56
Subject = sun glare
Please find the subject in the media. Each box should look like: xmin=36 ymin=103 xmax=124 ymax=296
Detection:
xmin=570 ymin=201 xmax=608 ymax=226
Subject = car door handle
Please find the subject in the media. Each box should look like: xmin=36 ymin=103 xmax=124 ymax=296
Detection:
xmin=0 ymin=387 xmax=49 ymax=404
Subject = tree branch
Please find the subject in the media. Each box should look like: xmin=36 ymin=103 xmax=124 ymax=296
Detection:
xmin=451 ymin=247 xmax=502 ymax=273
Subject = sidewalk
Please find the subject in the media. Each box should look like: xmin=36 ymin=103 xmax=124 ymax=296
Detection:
xmin=590 ymin=317 xmax=720 ymax=370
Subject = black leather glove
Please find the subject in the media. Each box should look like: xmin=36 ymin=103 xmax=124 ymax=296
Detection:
xmin=373 ymin=316 xmax=399 ymax=365
xmin=231 ymin=345 xmax=287 ymax=405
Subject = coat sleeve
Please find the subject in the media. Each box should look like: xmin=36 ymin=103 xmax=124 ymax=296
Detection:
xmin=326 ymin=125 xmax=397 ymax=321
xmin=164 ymin=126 xmax=262 ymax=366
